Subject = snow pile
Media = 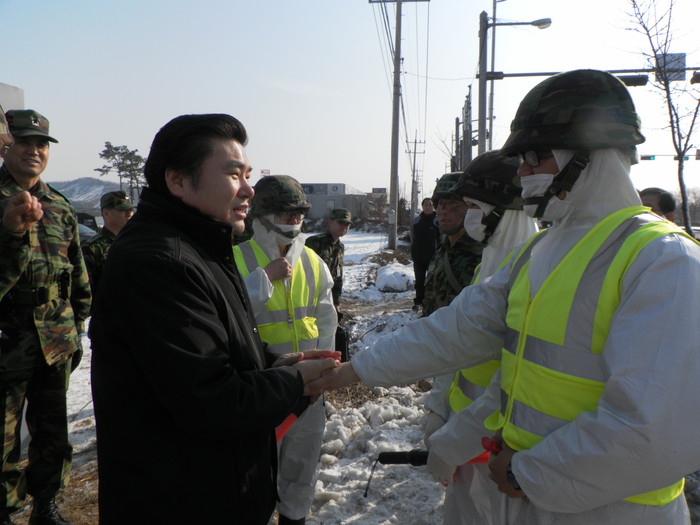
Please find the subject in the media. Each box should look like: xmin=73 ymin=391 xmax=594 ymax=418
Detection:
xmin=375 ymin=263 xmax=414 ymax=292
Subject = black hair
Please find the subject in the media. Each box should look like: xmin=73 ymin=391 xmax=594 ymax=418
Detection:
xmin=421 ymin=197 xmax=433 ymax=206
xmin=640 ymin=187 xmax=676 ymax=214
xmin=143 ymin=114 xmax=248 ymax=194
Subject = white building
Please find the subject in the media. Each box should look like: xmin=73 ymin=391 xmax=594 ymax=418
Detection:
xmin=0 ymin=82 xmax=25 ymax=111
xmin=300 ymin=182 xmax=369 ymax=220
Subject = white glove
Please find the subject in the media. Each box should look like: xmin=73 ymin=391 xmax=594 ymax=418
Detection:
xmin=427 ymin=449 xmax=456 ymax=486
xmin=423 ymin=411 xmax=446 ymax=449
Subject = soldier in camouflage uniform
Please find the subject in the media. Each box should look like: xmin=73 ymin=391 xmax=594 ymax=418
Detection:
xmin=305 ymin=208 xmax=351 ymax=308
xmin=81 ymin=191 xmax=134 ymax=296
xmin=421 ymin=173 xmax=484 ymax=317
xmin=0 ymin=110 xmax=90 ymax=525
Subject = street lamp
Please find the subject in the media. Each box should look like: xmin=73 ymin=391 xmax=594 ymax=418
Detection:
xmin=478 ymin=10 xmax=552 ymax=154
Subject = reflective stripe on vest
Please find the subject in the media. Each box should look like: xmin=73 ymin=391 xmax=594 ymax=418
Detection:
xmin=485 ymin=207 xmax=694 ymax=506
xmin=447 ymin=232 xmax=547 ymax=414
xmin=233 ymin=241 xmax=321 ymax=354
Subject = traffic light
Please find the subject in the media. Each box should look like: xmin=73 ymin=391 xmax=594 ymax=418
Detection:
xmin=696 ymin=149 xmax=700 ymax=160
xmin=674 ymin=155 xmax=690 ymax=160
xmin=640 ymin=155 xmax=656 ymax=160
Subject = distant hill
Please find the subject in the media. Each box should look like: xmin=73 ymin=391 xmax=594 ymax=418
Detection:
xmin=49 ymin=177 xmax=122 ymax=214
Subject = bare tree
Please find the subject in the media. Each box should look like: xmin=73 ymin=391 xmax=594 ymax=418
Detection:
xmin=628 ymin=0 xmax=700 ymax=235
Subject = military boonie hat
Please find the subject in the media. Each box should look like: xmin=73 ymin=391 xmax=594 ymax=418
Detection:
xmin=101 ymin=191 xmax=134 ymax=211
xmin=5 ymin=109 xmax=58 ymax=143
xmin=330 ymin=208 xmax=352 ymax=224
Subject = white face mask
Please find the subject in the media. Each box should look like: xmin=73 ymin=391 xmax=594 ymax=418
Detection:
xmin=274 ymin=223 xmax=302 ymax=246
xmin=520 ymin=173 xmax=571 ymax=222
xmin=464 ymin=208 xmax=487 ymax=242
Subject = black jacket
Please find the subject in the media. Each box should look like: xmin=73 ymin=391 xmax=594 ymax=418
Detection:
xmin=410 ymin=211 xmax=439 ymax=263
xmin=90 ymin=189 xmax=306 ymax=524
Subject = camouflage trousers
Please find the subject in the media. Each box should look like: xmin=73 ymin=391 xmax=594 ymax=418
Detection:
xmin=0 ymin=313 xmax=72 ymax=515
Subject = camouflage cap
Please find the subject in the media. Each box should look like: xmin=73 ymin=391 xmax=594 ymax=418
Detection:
xmin=330 ymin=208 xmax=352 ymax=224
xmin=431 ymin=172 xmax=462 ymax=205
xmin=501 ymin=69 xmax=644 ymax=158
xmin=249 ymin=175 xmax=311 ymax=219
xmin=5 ymin=109 xmax=58 ymax=143
xmin=452 ymin=150 xmax=523 ymax=210
xmin=101 ymin=190 xmax=134 ymax=211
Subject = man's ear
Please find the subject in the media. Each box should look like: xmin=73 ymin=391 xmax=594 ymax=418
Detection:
xmin=165 ymin=169 xmax=187 ymax=198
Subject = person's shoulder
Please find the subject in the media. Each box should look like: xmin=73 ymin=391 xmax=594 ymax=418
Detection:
xmin=456 ymin=234 xmax=485 ymax=252
xmin=305 ymin=233 xmax=327 ymax=248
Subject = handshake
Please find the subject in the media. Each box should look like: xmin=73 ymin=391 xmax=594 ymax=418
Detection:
xmin=273 ymin=350 xmax=359 ymax=397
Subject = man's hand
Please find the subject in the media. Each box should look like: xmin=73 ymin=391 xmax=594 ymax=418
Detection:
xmin=292 ymin=357 xmax=340 ymax=385
xmin=304 ymin=361 xmax=360 ymax=397
xmin=427 ymin=450 xmax=456 ymax=486
xmin=264 ymin=257 xmax=292 ymax=281
xmin=487 ymin=440 xmax=525 ymax=498
xmin=2 ymin=191 xmax=43 ymax=234
xmin=273 ymin=349 xmax=342 ymax=368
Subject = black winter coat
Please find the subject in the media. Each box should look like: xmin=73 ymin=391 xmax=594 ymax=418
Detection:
xmin=90 ymin=189 xmax=306 ymax=524
xmin=410 ymin=211 xmax=439 ymax=263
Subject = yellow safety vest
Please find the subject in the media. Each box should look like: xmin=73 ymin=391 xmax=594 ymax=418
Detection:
xmin=485 ymin=207 xmax=695 ymax=506
xmin=233 ymin=240 xmax=321 ymax=354
xmin=447 ymin=233 xmax=546 ymax=413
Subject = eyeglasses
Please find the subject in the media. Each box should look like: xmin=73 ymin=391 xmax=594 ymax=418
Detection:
xmin=518 ymin=150 xmax=554 ymax=168
xmin=275 ymin=211 xmax=305 ymax=224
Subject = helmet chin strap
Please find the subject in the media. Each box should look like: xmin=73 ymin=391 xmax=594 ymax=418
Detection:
xmin=480 ymin=208 xmax=504 ymax=243
xmin=523 ymin=151 xmax=590 ymax=218
xmin=259 ymin=215 xmax=299 ymax=239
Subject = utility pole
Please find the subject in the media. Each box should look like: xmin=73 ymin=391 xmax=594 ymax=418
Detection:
xmin=477 ymin=11 xmax=488 ymax=155
xmin=461 ymin=88 xmax=473 ymax=169
xmin=409 ymin=130 xmax=424 ymax=220
xmin=388 ymin=0 xmax=402 ymax=249
xmin=369 ymin=0 xmax=429 ymax=250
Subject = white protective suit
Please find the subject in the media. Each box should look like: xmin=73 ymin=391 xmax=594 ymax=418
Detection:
xmin=353 ymin=149 xmax=700 ymax=524
xmin=242 ymin=217 xmax=337 ymax=520
xmin=425 ymin=209 xmax=538 ymax=525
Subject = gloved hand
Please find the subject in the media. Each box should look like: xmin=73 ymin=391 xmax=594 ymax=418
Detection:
xmin=423 ymin=411 xmax=446 ymax=449
xmin=427 ymin=449 xmax=456 ymax=486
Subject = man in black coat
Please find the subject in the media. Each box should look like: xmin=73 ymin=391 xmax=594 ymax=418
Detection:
xmin=89 ymin=114 xmax=338 ymax=525
xmin=410 ymin=197 xmax=439 ymax=310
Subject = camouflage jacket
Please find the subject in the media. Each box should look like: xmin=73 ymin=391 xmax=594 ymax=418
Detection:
xmin=306 ymin=232 xmax=344 ymax=305
xmin=81 ymin=227 xmax=116 ymax=295
xmin=0 ymin=165 xmax=91 ymax=365
xmin=422 ymin=232 xmax=484 ymax=316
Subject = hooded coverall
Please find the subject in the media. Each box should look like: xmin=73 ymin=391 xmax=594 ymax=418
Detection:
xmin=353 ymin=149 xmax=700 ymax=524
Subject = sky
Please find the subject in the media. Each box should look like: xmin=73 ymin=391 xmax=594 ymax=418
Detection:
xmin=1 ymin=0 xmax=699 ymax=200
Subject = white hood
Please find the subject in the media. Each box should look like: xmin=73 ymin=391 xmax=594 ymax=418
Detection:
xmin=251 ymin=216 xmax=305 ymax=265
xmin=529 ymin=148 xmax=642 ymax=293
xmin=480 ymin=210 xmax=539 ymax=277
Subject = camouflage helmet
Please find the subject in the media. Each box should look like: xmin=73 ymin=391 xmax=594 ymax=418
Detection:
xmin=431 ymin=172 xmax=462 ymax=205
xmin=452 ymin=150 xmax=523 ymax=210
xmin=500 ymin=69 xmax=645 ymax=158
xmin=249 ymin=175 xmax=311 ymax=219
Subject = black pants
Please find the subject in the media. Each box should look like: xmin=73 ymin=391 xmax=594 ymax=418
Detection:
xmin=413 ymin=259 xmax=431 ymax=305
